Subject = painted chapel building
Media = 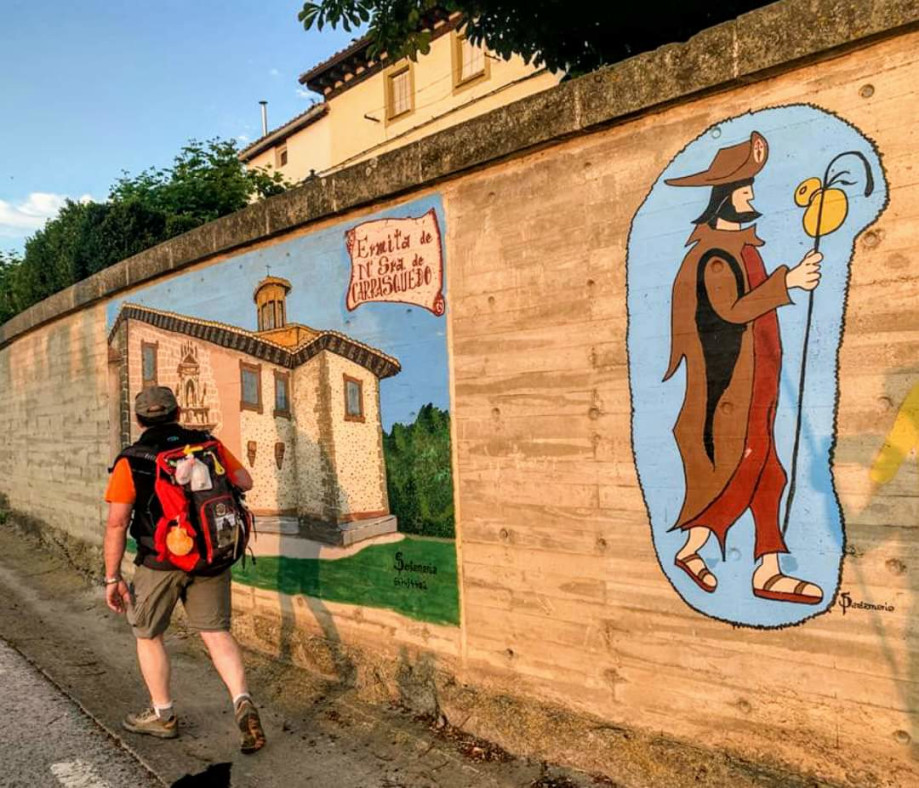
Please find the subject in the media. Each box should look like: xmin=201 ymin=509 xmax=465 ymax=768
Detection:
xmin=108 ymin=276 xmax=401 ymax=545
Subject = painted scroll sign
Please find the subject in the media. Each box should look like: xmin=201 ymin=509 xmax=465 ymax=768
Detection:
xmin=626 ymin=105 xmax=888 ymax=628
xmin=346 ymin=208 xmax=445 ymax=315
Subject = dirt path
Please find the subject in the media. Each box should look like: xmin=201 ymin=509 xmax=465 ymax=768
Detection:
xmin=0 ymin=524 xmax=614 ymax=788
xmin=0 ymin=517 xmax=841 ymax=788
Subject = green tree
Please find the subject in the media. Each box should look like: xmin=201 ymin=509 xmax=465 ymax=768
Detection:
xmin=0 ymin=138 xmax=289 ymax=325
xmin=0 ymin=250 xmax=23 ymax=325
xmin=299 ymin=1 xmax=772 ymax=76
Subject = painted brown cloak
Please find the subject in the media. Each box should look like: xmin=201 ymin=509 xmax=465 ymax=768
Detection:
xmin=664 ymin=224 xmax=791 ymax=528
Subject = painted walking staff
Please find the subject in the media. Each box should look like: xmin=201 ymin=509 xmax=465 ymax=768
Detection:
xmin=663 ymin=131 xmax=824 ymax=605
xmin=782 ymin=151 xmax=874 ymax=534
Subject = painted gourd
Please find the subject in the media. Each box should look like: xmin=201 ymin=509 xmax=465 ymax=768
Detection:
xmin=166 ymin=526 xmax=194 ymax=556
xmin=794 ymin=177 xmax=822 ymax=206
xmin=795 ymin=178 xmax=849 ymax=237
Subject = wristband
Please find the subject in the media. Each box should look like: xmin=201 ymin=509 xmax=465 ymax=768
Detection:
xmin=103 ymin=576 xmax=122 ymax=586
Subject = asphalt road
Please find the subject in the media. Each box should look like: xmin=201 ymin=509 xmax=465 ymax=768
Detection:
xmin=0 ymin=638 xmax=160 ymax=788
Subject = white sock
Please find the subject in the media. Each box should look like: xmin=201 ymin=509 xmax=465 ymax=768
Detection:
xmin=153 ymin=702 xmax=175 ymax=720
xmin=233 ymin=693 xmax=251 ymax=711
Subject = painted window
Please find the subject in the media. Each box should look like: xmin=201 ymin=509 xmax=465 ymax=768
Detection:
xmin=141 ymin=341 xmax=158 ymax=387
xmin=276 ymin=143 xmax=288 ymax=168
xmin=260 ymin=302 xmax=276 ymax=331
xmin=240 ymin=362 xmax=262 ymax=413
xmin=387 ymin=66 xmax=413 ymax=119
xmin=274 ymin=371 xmax=290 ymax=418
xmin=344 ymin=374 xmax=364 ymax=422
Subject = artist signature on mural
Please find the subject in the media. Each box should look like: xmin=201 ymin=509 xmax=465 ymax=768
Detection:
xmin=836 ymin=591 xmax=895 ymax=616
xmin=393 ymin=551 xmax=438 ymax=591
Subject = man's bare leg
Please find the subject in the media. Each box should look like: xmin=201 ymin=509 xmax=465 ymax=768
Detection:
xmin=675 ymin=526 xmax=717 ymax=590
xmin=753 ymin=552 xmax=822 ymax=602
xmin=199 ymin=630 xmax=248 ymax=700
xmin=200 ymin=630 xmax=266 ymax=753
xmin=136 ymin=635 xmax=172 ymax=707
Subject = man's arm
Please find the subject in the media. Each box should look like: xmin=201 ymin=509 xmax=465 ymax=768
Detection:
xmin=231 ymin=467 xmax=253 ymax=492
xmin=103 ymin=502 xmax=133 ymax=613
xmin=217 ymin=443 xmax=253 ymax=491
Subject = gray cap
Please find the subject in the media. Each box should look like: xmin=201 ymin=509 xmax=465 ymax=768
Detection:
xmin=135 ymin=386 xmax=179 ymax=421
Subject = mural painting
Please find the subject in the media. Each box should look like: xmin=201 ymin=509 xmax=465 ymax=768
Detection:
xmin=106 ymin=195 xmax=459 ymax=626
xmin=627 ymin=106 xmax=888 ymax=627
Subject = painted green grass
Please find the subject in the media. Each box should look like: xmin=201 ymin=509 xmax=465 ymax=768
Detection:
xmin=233 ymin=536 xmax=459 ymax=626
xmin=128 ymin=535 xmax=460 ymax=626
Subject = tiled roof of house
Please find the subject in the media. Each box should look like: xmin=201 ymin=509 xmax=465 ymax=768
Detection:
xmin=109 ymin=303 xmax=401 ymax=380
xmin=298 ymin=9 xmax=459 ymax=98
xmin=238 ymin=103 xmax=329 ymax=162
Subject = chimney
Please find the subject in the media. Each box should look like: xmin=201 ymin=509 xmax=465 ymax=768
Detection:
xmin=259 ymin=101 xmax=268 ymax=136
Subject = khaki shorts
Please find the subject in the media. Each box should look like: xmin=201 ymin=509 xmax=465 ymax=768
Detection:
xmin=127 ymin=565 xmax=232 ymax=639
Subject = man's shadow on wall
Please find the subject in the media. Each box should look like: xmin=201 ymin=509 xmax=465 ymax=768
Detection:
xmin=274 ymin=438 xmax=357 ymax=699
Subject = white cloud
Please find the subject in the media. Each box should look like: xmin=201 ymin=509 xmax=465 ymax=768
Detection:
xmin=296 ymin=88 xmax=315 ymax=99
xmin=269 ymin=68 xmax=280 ymax=77
xmin=0 ymin=192 xmax=93 ymax=239
xmin=236 ymin=134 xmax=250 ymax=143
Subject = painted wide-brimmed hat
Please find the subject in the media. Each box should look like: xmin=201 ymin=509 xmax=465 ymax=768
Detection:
xmin=665 ymin=131 xmax=769 ymax=187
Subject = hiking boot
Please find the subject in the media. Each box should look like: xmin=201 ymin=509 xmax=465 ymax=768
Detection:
xmin=122 ymin=707 xmax=178 ymax=739
xmin=235 ymin=699 xmax=266 ymax=754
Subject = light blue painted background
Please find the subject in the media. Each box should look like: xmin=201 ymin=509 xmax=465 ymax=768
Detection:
xmin=626 ymin=105 xmax=887 ymax=627
xmin=106 ymin=194 xmax=449 ymax=432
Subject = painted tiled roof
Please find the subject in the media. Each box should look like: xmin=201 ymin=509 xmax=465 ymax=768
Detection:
xmin=108 ymin=303 xmax=401 ymax=380
xmin=253 ymin=275 xmax=293 ymax=302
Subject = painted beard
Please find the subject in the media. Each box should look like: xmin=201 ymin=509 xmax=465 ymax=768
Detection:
xmin=718 ymin=203 xmax=762 ymax=224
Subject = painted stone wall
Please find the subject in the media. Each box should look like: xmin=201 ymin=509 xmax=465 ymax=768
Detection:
xmin=324 ymin=351 xmax=388 ymax=519
xmin=291 ymin=358 xmax=329 ymax=519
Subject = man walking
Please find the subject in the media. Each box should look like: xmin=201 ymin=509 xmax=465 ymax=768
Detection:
xmin=103 ymin=386 xmax=266 ymax=753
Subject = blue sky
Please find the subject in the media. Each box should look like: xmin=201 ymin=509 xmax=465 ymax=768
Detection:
xmin=0 ymin=0 xmax=359 ymax=254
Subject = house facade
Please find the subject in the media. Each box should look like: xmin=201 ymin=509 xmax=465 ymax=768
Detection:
xmin=108 ymin=276 xmax=402 ymax=545
xmin=239 ymin=11 xmax=560 ymax=181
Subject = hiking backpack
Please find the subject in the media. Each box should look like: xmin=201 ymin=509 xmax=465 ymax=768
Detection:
xmin=124 ymin=440 xmax=255 ymax=572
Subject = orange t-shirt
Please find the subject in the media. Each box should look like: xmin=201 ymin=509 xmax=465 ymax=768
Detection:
xmin=105 ymin=444 xmax=245 ymax=504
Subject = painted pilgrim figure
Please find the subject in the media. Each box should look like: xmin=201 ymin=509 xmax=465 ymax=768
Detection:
xmin=664 ymin=131 xmax=825 ymax=605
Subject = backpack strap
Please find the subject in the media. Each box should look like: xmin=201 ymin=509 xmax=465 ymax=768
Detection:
xmin=109 ymin=445 xmax=159 ymax=474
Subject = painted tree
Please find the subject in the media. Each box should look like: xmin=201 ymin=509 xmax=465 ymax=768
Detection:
xmin=383 ymin=404 xmax=455 ymax=538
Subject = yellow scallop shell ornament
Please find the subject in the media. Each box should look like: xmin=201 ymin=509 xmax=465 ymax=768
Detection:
xmin=794 ymin=177 xmax=849 ymax=238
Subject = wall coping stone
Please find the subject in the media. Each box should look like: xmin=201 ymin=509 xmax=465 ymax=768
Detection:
xmin=2 ymin=0 xmax=917 ymax=349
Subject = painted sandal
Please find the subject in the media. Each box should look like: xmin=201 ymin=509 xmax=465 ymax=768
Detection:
xmin=674 ymin=553 xmax=717 ymax=593
xmin=753 ymin=574 xmax=823 ymax=605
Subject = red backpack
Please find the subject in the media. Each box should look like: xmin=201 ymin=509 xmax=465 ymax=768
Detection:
xmin=148 ymin=441 xmax=254 ymax=572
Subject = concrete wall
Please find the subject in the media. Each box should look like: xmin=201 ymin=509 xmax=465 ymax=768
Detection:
xmin=3 ymin=1 xmax=919 ymax=783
